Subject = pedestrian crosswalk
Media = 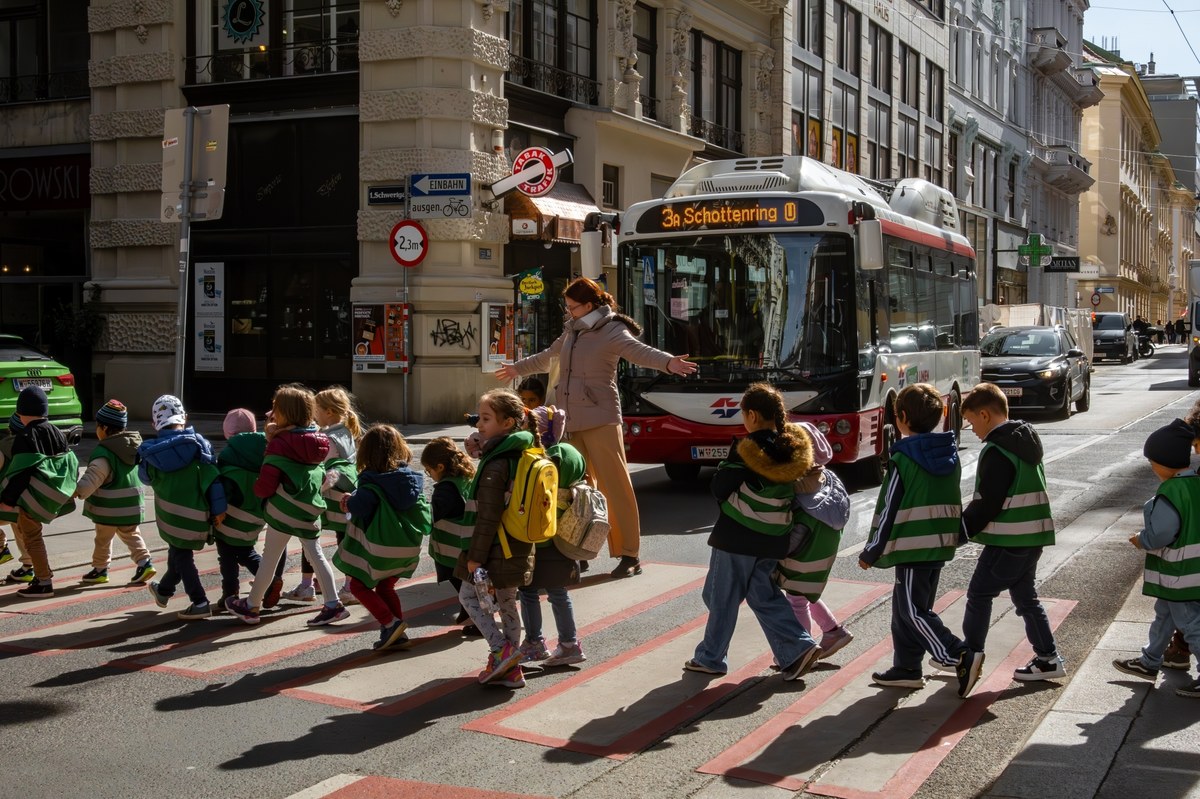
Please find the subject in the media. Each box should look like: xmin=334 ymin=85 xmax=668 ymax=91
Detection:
xmin=0 ymin=550 xmax=1076 ymax=799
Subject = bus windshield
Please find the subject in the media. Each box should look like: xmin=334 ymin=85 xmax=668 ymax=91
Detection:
xmin=620 ymin=233 xmax=855 ymax=381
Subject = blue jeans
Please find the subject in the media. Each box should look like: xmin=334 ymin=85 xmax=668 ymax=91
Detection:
xmin=1141 ymin=598 xmax=1200 ymax=672
xmin=963 ymin=545 xmax=1057 ymax=658
xmin=157 ymin=545 xmax=207 ymax=605
xmin=518 ymin=585 xmax=578 ymax=643
xmin=693 ymin=548 xmax=817 ymax=673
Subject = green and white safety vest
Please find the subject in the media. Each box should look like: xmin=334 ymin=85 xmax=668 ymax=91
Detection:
xmin=775 ymin=509 xmax=843 ymax=600
xmin=83 ymin=443 xmax=144 ymax=527
xmin=0 ymin=442 xmax=18 ymax=524
xmin=262 ymin=454 xmax=326 ymax=539
xmin=429 ymin=475 xmax=474 ymax=569
xmin=147 ymin=461 xmax=220 ymax=550
xmin=717 ymin=462 xmax=795 ymax=537
xmin=333 ymin=482 xmax=431 ymax=587
xmin=320 ymin=458 xmax=358 ymax=535
xmin=870 ymin=452 xmax=960 ymax=568
xmin=971 ymin=443 xmax=1055 ymax=548
xmin=215 ymin=465 xmax=265 ymax=546
xmin=1143 ymin=476 xmax=1200 ymax=601
xmin=1 ymin=451 xmax=78 ymax=524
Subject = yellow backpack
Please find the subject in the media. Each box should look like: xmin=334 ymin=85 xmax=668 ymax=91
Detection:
xmin=497 ymin=445 xmax=559 ymax=558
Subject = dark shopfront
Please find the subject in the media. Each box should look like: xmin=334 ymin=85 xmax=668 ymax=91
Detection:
xmin=185 ymin=114 xmax=357 ymax=413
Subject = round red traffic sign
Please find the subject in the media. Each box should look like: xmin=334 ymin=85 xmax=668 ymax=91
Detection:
xmin=389 ymin=220 xmax=428 ymax=268
xmin=1090 ymin=292 xmax=1101 ymax=307
xmin=512 ymin=146 xmax=559 ymax=197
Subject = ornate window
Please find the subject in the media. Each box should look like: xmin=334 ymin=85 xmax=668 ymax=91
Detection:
xmin=508 ymin=0 xmax=599 ymax=105
xmin=0 ymin=0 xmax=88 ymax=104
xmin=634 ymin=3 xmax=657 ymax=119
xmin=689 ymin=30 xmax=742 ymax=151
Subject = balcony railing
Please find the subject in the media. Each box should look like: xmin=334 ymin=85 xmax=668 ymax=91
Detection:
xmin=0 ymin=70 xmax=88 ymax=105
xmin=1031 ymin=26 xmax=1071 ymax=75
xmin=187 ymin=38 xmax=358 ymax=84
xmin=640 ymin=93 xmax=659 ymax=121
xmin=689 ymin=117 xmax=744 ymax=152
xmin=507 ymin=54 xmax=600 ymax=105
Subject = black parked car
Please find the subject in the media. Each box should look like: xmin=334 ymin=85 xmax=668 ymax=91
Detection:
xmin=1092 ymin=311 xmax=1137 ymax=363
xmin=980 ymin=325 xmax=1091 ymax=419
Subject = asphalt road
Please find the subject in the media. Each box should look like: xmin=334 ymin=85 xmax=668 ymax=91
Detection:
xmin=1 ymin=346 xmax=1197 ymax=799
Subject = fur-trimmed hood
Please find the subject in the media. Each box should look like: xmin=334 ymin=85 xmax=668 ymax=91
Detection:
xmin=735 ymin=423 xmax=814 ymax=484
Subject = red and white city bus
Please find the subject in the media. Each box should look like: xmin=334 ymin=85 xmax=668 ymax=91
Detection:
xmin=612 ymin=156 xmax=979 ymax=484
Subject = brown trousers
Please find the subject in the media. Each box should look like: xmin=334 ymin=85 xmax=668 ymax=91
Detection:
xmin=16 ymin=509 xmax=52 ymax=582
xmin=567 ymin=424 xmax=641 ymax=559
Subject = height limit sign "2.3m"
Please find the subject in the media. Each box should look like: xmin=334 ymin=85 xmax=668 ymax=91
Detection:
xmin=389 ymin=220 xmax=428 ymax=268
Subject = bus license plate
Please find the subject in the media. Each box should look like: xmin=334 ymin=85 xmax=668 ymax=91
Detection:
xmin=691 ymin=445 xmax=729 ymax=460
xmin=1001 ymin=387 xmax=1023 ymax=397
xmin=13 ymin=378 xmax=52 ymax=392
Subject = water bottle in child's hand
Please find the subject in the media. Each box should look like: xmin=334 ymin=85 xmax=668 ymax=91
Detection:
xmin=472 ymin=567 xmax=498 ymax=614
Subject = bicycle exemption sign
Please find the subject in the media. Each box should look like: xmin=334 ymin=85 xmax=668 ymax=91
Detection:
xmin=409 ymin=172 xmax=472 ymax=220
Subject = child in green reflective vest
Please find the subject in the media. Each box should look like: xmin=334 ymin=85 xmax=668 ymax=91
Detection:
xmin=960 ymin=382 xmax=1063 ymax=686
xmin=687 ymin=382 xmax=821 ymax=681
xmin=334 ymin=424 xmax=431 ymax=651
xmin=226 ymin=383 xmax=345 ymax=627
xmin=74 ymin=399 xmax=153 ymax=586
xmin=0 ymin=414 xmax=34 ymax=580
xmin=420 ymin=436 xmax=479 ymax=635
xmin=140 ymin=394 xmax=226 ymax=619
xmin=0 ymin=387 xmax=78 ymax=599
xmin=860 ymin=383 xmax=976 ymax=695
xmin=1112 ymin=418 xmax=1200 ymax=698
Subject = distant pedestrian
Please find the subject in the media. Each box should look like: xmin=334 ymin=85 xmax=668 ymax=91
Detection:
xmin=333 ymin=424 xmax=430 ymax=652
xmin=859 ymin=383 xmax=978 ymax=695
xmin=686 ymin=382 xmax=821 ymax=682
xmin=1156 ymin=321 xmax=1165 ymax=345
xmin=74 ymin=399 xmax=154 ymax=586
xmin=1111 ymin=419 xmax=1200 ymax=698
xmin=140 ymin=394 xmax=225 ymax=619
xmin=1176 ymin=318 xmax=1188 ymax=345
xmin=960 ymin=383 xmax=1065 ymax=685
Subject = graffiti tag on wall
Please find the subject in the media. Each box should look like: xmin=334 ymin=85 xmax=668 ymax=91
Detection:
xmin=430 ymin=318 xmax=477 ymax=350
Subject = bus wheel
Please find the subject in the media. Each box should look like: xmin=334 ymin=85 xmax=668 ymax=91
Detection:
xmin=664 ymin=463 xmax=702 ymax=483
xmin=861 ymin=421 xmax=897 ymax=486
xmin=947 ymin=390 xmax=963 ymax=445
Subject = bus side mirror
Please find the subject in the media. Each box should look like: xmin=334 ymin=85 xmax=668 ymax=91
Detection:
xmin=857 ymin=220 xmax=884 ymax=270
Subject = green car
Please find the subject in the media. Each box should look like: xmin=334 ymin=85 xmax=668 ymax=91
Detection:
xmin=0 ymin=335 xmax=83 ymax=445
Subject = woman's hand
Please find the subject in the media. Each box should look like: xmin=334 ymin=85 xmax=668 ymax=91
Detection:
xmin=495 ymin=363 xmax=518 ymax=381
xmin=667 ymin=354 xmax=698 ymax=376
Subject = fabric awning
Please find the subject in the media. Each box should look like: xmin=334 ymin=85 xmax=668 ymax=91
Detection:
xmin=505 ymin=182 xmax=601 ymax=243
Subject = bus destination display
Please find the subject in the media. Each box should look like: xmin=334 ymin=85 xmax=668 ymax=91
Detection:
xmin=635 ymin=197 xmax=824 ymax=234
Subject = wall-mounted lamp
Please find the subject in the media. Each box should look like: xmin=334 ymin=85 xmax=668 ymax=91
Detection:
xmin=492 ymin=129 xmax=505 ymax=154
xmin=569 ymin=245 xmax=580 ymax=253
xmin=543 ymin=241 xmax=553 ymax=250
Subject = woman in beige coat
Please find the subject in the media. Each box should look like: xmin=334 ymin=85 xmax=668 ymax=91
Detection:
xmin=496 ymin=277 xmax=697 ymax=578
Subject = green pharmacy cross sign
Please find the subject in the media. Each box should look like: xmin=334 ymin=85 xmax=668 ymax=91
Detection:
xmin=1017 ymin=234 xmax=1054 ymax=268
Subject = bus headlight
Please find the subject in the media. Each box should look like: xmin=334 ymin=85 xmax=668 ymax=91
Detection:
xmin=816 ymin=421 xmax=831 ymax=434
xmin=835 ymin=419 xmax=852 ymax=435
xmin=629 ymin=422 xmax=642 ymax=436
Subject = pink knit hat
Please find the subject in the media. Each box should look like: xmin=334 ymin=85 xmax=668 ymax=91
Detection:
xmin=796 ymin=421 xmax=833 ymax=466
xmin=530 ymin=405 xmax=568 ymax=447
xmin=223 ymin=408 xmax=257 ymax=439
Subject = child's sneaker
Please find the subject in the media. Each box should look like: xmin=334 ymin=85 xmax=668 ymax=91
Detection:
xmin=1013 ymin=655 xmax=1066 ymax=681
xmin=6 ymin=565 xmax=34 ymax=584
xmin=147 ymin=581 xmax=170 ymax=608
xmin=872 ymin=667 xmax=926 ymax=689
xmin=16 ymin=581 xmax=53 ymax=599
xmin=213 ymin=594 xmax=234 ymax=615
xmin=928 ymin=656 xmax=957 ymax=673
xmin=956 ymin=650 xmax=986 ymax=698
xmin=129 ymin=561 xmax=156 ymax=584
xmin=495 ymin=664 xmax=526 ymax=689
xmin=338 ymin=588 xmax=358 ymax=606
xmin=478 ymin=642 xmax=522 ymax=683
xmin=225 ymin=596 xmax=261 ymax=625
xmin=307 ymin=603 xmax=350 ymax=626
xmin=262 ymin=577 xmax=284 ymax=609
xmin=1163 ymin=635 xmax=1191 ymax=670
xmin=282 ymin=583 xmax=316 ymax=602
xmin=1112 ymin=657 xmax=1158 ymax=681
xmin=682 ymin=659 xmax=726 ymax=675
xmin=0 ymin=545 xmax=12 ymax=565
xmin=373 ymin=619 xmax=409 ymax=651
xmin=1176 ymin=677 xmax=1200 ymax=698
xmin=520 ymin=638 xmax=551 ymax=663
xmin=782 ymin=645 xmax=823 ymax=681
xmin=543 ymin=641 xmax=587 ymax=667
xmin=817 ymin=626 xmax=854 ymax=659
xmin=80 ymin=568 xmax=109 ymax=584
xmin=177 ymin=601 xmax=212 ymax=620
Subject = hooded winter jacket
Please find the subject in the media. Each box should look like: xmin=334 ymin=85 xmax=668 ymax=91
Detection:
xmin=452 ymin=431 xmax=535 ymax=588
xmin=709 ymin=425 xmax=814 ymax=559
xmin=962 ymin=420 xmax=1053 ymax=547
xmin=502 ymin=304 xmax=675 ymax=432
xmin=137 ymin=427 xmax=226 ymax=550
xmin=335 ymin=466 xmax=430 ymax=587
xmin=215 ymin=431 xmax=268 ymax=545
xmin=77 ymin=430 xmax=144 ymax=526
xmin=254 ymin=426 xmax=330 ymax=538
xmin=860 ymin=431 xmax=961 ymax=568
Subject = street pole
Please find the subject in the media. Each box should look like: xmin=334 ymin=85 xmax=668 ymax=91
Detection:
xmin=172 ymin=106 xmax=214 ymax=401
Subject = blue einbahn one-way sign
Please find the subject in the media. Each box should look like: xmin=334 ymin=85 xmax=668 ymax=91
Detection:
xmin=410 ymin=173 xmax=471 ymax=196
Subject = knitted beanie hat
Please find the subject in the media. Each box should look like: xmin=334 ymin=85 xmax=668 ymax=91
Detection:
xmin=151 ymin=394 xmax=187 ymax=431
xmin=95 ymin=399 xmax=128 ymax=429
xmin=796 ymin=421 xmax=834 ymax=466
xmin=8 ymin=413 xmax=24 ymax=432
xmin=1143 ymin=418 xmax=1195 ymax=470
xmin=223 ymin=408 xmax=257 ymax=439
xmin=16 ymin=386 xmax=48 ymax=417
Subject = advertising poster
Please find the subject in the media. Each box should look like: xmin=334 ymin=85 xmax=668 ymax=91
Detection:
xmin=353 ymin=304 xmax=386 ymax=362
xmin=195 ymin=317 xmax=225 ymax=371
xmin=353 ymin=303 xmax=410 ymax=370
xmin=482 ymin=302 xmax=514 ymax=370
xmin=384 ymin=303 xmax=410 ymax=372
xmin=195 ymin=262 xmax=224 ymax=316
